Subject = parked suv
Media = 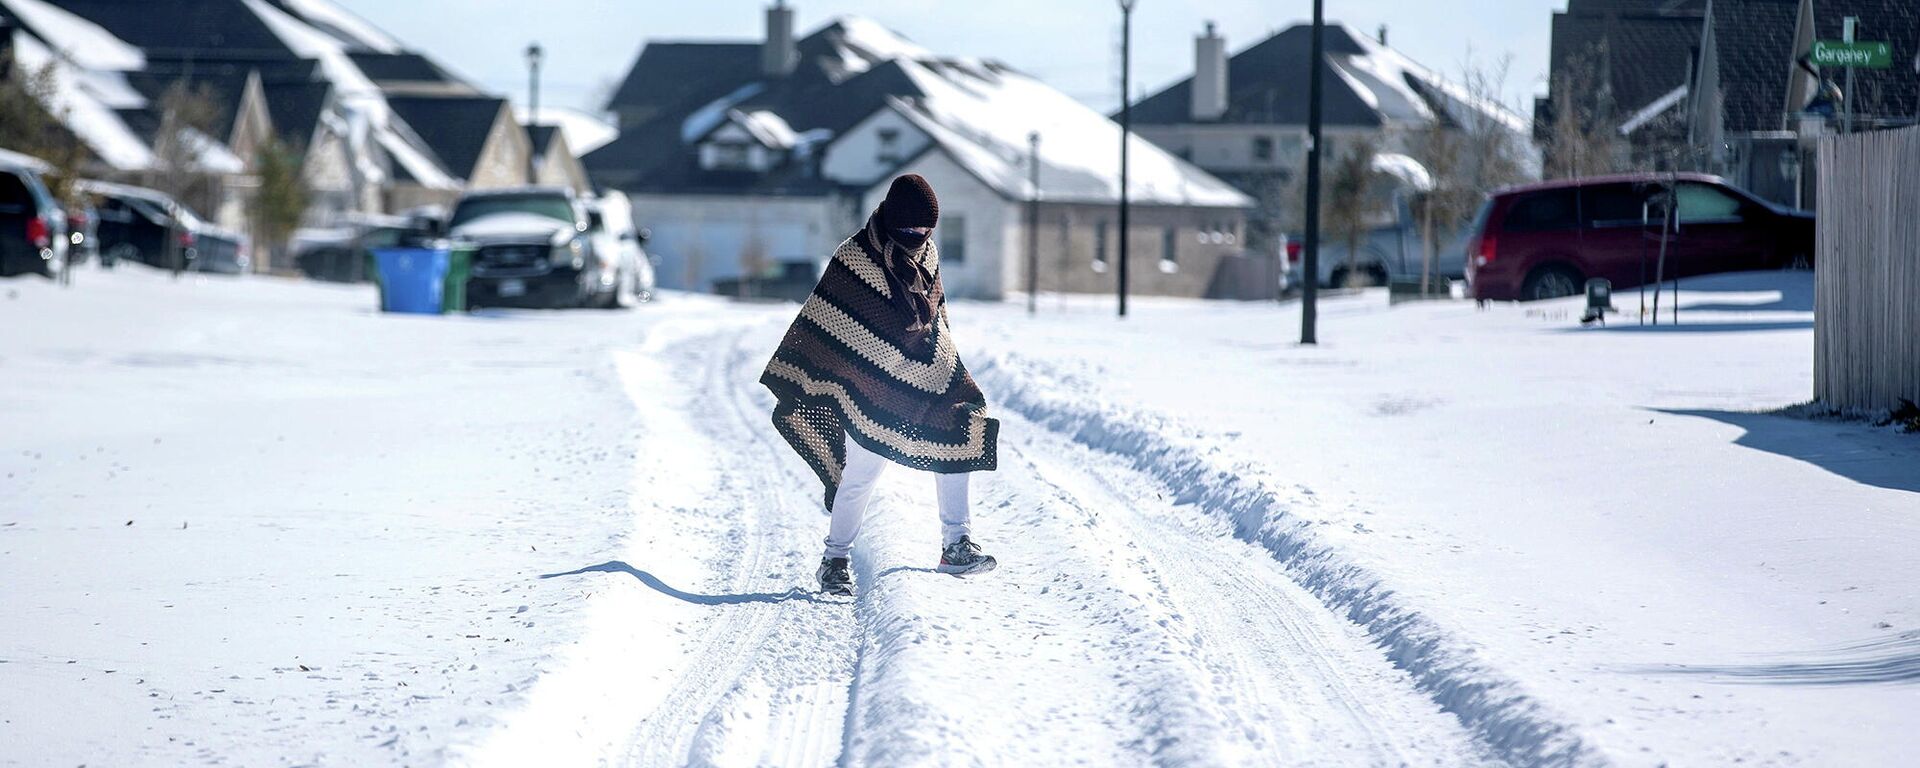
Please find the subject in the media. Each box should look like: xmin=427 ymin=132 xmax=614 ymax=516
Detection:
xmin=1 ymin=149 xmax=68 ymax=278
xmin=583 ymin=192 xmax=655 ymax=307
xmin=1466 ymin=173 xmax=1814 ymax=301
xmin=447 ymin=186 xmax=616 ymax=309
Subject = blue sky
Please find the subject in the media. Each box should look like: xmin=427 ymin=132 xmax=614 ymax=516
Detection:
xmin=334 ymin=0 xmax=1566 ymax=117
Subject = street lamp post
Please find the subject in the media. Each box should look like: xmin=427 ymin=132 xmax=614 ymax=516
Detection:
xmin=1117 ymin=0 xmax=1135 ymax=318
xmin=1301 ymin=0 xmax=1325 ymax=345
xmin=525 ymin=42 xmax=543 ymax=185
xmin=1028 ymin=131 xmax=1042 ymax=316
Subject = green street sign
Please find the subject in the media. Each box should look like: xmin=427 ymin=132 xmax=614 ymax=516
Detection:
xmin=1811 ymin=40 xmax=1892 ymax=68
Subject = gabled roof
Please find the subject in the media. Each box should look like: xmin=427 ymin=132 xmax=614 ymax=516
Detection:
xmin=348 ymin=51 xmax=465 ymax=85
xmin=385 ymin=95 xmax=507 ymax=180
xmin=603 ymin=41 xmax=762 ymax=119
xmin=1707 ymin=0 xmax=1801 ymax=133
xmin=526 ymin=124 xmax=561 ymax=153
xmin=588 ymin=16 xmax=1249 ymax=208
xmin=1130 ymin=24 xmax=1383 ymax=127
xmin=41 ymin=0 xmax=301 ymax=58
xmin=262 ymin=79 xmax=330 ymax=148
xmin=1128 ymin=22 xmax=1527 ymax=136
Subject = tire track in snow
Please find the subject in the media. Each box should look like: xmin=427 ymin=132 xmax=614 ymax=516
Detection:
xmin=1004 ymin=427 xmax=1503 ymax=766
xmin=627 ymin=321 xmax=860 ymax=766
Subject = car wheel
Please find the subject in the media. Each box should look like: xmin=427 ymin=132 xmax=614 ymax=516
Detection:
xmin=1521 ymin=264 xmax=1583 ymax=301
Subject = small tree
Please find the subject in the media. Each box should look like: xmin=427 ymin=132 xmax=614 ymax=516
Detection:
xmin=1324 ymin=136 xmax=1380 ymax=287
xmin=252 ymin=136 xmax=308 ymax=275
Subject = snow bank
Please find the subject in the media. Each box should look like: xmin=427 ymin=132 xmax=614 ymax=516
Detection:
xmin=972 ymin=354 xmax=1599 ymax=767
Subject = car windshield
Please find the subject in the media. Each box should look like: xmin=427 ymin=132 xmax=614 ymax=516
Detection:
xmin=450 ymin=195 xmax=574 ymax=229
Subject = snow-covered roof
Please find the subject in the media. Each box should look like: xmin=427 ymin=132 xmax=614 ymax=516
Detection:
xmin=1335 ymin=32 xmax=1531 ymax=135
xmin=680 ymin=82 xmax=765 ymax=144
xmin=1618 ymin=84 xmax=1690 ymax=136
xmin=514 ymin=106 xmax=619 ymax=156
xmin=729 ymin=109 xmax=800 ymax=149
xmin=892 ymin=58 xmax=1251 ymax=207
xmin=241 ymin=0 xmax=455 ymax=189
xmin=825 ymin=14 xmax=935 ymax=74
xmin=0 ymin=0 xmax=144 ymax=71
xmin=1370 ymin=152 xmax=1434 ymax=191
xmin=276 ymin=0 xmax=402 ymax=53
xmin=9 ymin=31 xmax=153 ymax=170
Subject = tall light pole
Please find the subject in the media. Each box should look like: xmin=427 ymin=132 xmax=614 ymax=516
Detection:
xmin=1300 ymin=0 xmax=1325 ymax=345
xmin=1027 ymin=131 xmax=1042 ymax=316
xmin=1116 ymin=0 xmax=1136 ymax=318
xmin=525 ymin=41 xmax=543 ymax=185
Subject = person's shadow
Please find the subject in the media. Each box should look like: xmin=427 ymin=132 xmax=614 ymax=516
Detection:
xmin=541 ymin=561 xmax=827 ymax=605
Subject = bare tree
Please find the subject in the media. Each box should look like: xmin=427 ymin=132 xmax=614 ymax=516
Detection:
xmin=1410 ymin=52 xmax=1534 ymax=291
xmin=146 ymin=81 xmax=222 ymax=275
xmin=1544 ymin=42 xmax=1625 ymax=179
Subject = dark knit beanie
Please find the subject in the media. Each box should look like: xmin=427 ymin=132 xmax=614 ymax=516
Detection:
xmin=882 ymin=174 xmax=939 ymax=230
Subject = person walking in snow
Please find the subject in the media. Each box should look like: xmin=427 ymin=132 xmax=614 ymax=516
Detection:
xmin=760 ymin=174 xmax=1000 ymax=596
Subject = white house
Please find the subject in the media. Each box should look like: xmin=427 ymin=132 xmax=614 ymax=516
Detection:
xmin=587 ymin=6 xmax=1254 ymax=300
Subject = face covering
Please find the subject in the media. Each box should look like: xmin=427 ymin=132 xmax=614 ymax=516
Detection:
xmin=889 ymin=227 xmax=931 ymax=251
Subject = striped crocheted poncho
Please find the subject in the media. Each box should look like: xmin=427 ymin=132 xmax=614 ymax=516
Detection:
xmin=760 ymin=222 xmax=999 ymax=510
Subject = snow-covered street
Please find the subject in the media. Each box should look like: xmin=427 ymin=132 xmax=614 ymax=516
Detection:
xmin=3 ymin=268 xmax=1915 ymax=766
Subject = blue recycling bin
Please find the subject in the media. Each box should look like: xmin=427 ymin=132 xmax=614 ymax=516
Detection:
xmin=372 ymin=247 xmax=450 ymax=314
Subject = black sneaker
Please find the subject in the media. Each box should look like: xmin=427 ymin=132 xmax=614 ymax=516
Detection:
xmin=937 ymin=536 xmax=998 ymax=575
xmin=817 ymin=557 xmax=853 ymax=596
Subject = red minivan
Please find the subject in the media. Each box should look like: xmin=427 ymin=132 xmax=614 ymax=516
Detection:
xmin=1465 ymin=173 xmax=1814 ymax=301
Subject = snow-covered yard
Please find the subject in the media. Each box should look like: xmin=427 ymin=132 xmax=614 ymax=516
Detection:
xmin=2 ymin=267 xmax=1913 ymax=766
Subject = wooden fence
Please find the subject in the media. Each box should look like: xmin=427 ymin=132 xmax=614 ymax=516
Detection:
xmin=1815 ymin=126 xmax=1920 ymax=414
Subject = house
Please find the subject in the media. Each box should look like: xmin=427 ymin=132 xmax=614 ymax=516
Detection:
xmin=1536 ymin=0 xmax=1707 ymax=171
xmin=384 ymin=95 xmax=532 ymax=209
xmin=1126 ymin=22 xmax=1536 ymax=257
xmin=587 ymin=4 xmax=1252 ymax=300
xmin=1689 ymin=0 xmax=1919 ymax=207
xmin=0 ymin=0 xmax=536 ymax=256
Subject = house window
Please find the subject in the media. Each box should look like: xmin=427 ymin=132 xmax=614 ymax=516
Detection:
xmin=877 ymin=127 xmax=901 ymax=166
xmin=939 ymin=215 xmax=966 ymax=264
xmin=1160 ymin=226 xmax=1178 ymax=273
xmin=1253 ymin=136 xmax=1274 ymax=163
xmin=1092 ymin=220 xmax=1109 ymax=272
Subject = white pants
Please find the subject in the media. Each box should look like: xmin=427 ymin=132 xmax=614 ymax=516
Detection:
xmin=823 ymin=436 xmax=970 ymax=559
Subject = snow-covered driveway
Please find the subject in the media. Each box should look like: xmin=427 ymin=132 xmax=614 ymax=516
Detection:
xmin=6 ymin=268 xmax=1912 ymax=767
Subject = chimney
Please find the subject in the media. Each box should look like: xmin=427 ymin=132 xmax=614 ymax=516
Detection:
xmin=762 ymin=1 xmax=797 ymax=77
xmin=1191 ymin=21 xmax=1228 ymax=122
xmin=1378 ymin=25 xmax=1388 ymax=46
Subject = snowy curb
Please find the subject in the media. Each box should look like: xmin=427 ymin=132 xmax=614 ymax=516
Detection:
xmin=974 ymin=354 xmax=1604 ymax=768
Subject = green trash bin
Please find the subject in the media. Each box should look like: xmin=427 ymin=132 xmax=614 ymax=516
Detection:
xmin=443 ymin=244 xmax=473 ymax=312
